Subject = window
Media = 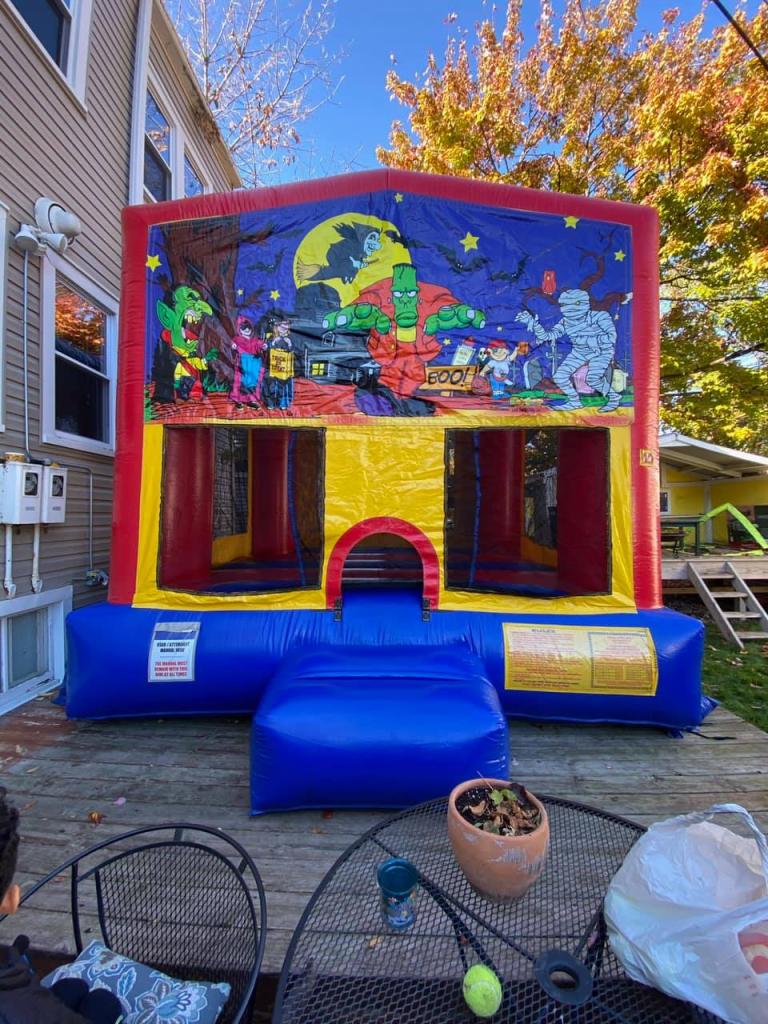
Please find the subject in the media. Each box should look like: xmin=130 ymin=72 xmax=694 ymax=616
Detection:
xmin=660 ymin=490 xmax=670 ymax=514
xmin=184 ymin=155 xmax=205 ymax=197
xmin=445 ymin=428 xmax=610 ymax=598
xmin=8 ymin=610 xmax=48 ymax=687
xmin=7 ymin=0 xmax=92 ymax=105
xmin=160 ymin=427 xmax=324 ymax=594
xmin=0 ymin=588 xmax=71 ymax=715
xmin=140 ymin=81 xmax=209 ymax=203
xmin=41 ymin=254 xmax=117 ymax=454
xmin=144 ymin=91 xmax=172 ymax=202
xmin=10 ymin=0 xmax=70 ymax=64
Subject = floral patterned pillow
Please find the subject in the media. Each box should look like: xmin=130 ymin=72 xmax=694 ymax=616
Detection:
xmin=42 ymin=940 xmax=231 ymax=1024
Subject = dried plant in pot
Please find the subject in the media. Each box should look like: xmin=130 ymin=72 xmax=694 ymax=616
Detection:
xmin=447 ymin=778 xmax=550 ymax=901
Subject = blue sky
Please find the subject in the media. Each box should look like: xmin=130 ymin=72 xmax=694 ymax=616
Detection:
xmin=285 ymin=0 xmax=762 ymax=181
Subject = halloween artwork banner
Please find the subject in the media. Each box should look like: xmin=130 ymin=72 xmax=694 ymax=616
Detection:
xmin=143 ymin=190 xmax=633 ymax=422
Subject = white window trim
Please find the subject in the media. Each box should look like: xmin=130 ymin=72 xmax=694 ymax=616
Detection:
xmin=40 ymin=252 xmax=118 ymax=456
xmin=2 ymin=0 xmax=93 ymax=109
xmin=0 ymin=585 xmax=72 ymax=715
xmin=0 ymin=200 xmax=7 ymax=433
xmin=139 ymin=74 xmax=210 ymax=203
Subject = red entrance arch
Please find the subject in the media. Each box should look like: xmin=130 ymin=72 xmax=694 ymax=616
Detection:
xmin=326 ymin=517 xmax=440 ymax=610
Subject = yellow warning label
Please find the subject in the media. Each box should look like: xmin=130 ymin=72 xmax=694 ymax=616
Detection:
xmin=503 ymin=624 xmax=658 ymax=696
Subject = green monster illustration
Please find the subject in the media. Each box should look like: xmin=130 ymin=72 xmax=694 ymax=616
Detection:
xmin=322 ymin=264 xmax=486 ymax=398
xmin=153 ymin=287 xmax=218 ymax=402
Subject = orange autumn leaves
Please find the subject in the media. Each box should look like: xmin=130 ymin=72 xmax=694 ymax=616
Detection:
xmin=379 ymin=1 xmax=768 ymax=452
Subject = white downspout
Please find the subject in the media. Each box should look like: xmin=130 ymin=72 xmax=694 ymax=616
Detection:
xmin=129 ymin=0 xmax=153 ymax=204
xmin=4 ymin=525 xmax=15 ymax=599
xmin=22 ymin=250 xmax=31 ymax=461
xmin=31 ymin=523 xmax=42 ymax=593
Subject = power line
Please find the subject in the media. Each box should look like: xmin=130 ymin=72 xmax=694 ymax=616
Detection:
xmin=711 ymin=0 xmax=768 ymax=76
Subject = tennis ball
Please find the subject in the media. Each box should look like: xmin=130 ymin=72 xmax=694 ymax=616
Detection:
xmin=463 ymin=964 xmax=503 ymax=1018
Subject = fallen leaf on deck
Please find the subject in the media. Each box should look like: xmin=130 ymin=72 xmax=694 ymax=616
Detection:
xmin=366 ymin=936 xmax=381 ymax=949
xmin=310 ymin=827 xmax=325 ymax=834
xmin=20 ymin=801 xmax=36 ymax=812
xmin=88 ymin=811 xmax=105 ymax=825
xmin=25 ymin=767 xmax=38 ymax=774
xmin=321 ymin=810 xmax=333 ymax=820
xmin=113 ymin=797 xmax=126 ymax=806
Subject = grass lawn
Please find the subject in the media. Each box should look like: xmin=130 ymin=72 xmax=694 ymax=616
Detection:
xmin=701 ymin=623 xmax=768 ymax=732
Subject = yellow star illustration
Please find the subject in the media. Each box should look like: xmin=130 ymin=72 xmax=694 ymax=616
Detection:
xmin=614 ymin=249 xmax=626 ymax=262
xmin=460 ymin=232 xmax=479 ymax=252
xmin=145 ymin=254 xmax=161 ymax=271
xmin=270 ymin=289 xmax=280 ymax=301
xmin=237 ymin=288 xmax=244 ymax=296
xmin=442 ymin=337 xmax=451 ymax=346
xmin=394 ymin=192 xmax=404 ymax=203
xmin=564 ymin=216 xmax=580 ymax=229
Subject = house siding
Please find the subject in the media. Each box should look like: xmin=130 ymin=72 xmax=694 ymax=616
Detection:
xmin=0 ymin=0 xmax=137 ymax=610
xmin=0 ymin=0 xmax=238 ymax=626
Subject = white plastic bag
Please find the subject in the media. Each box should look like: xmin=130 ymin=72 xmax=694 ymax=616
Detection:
xmin=604 ymin=803 xmax=768 ymax=1024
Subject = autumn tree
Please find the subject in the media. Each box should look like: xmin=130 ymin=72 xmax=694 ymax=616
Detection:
xmin=167 ymin=0 xmax=339 ymax=187
xmin=379 ymin=1 xmax=768 ymax=452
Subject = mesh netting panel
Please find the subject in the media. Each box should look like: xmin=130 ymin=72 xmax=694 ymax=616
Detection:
xmin=214 ymin=428 xmax=249 ymax=538
xmin=275 ymin=798 xmax=723 ymax=1024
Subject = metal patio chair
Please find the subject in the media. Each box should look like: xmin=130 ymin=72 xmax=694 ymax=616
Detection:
xmin=3 ymin=823 xmax=267 ymax=1024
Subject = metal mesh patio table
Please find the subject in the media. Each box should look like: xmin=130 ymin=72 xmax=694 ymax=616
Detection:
xmin=274 ymin=795 xmax=723 ymax=1023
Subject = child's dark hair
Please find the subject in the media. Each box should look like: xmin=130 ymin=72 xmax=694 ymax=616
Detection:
xmin=0 ymin=787 xmax=19 ymax=902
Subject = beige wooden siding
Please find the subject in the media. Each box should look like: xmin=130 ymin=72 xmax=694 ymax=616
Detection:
xmin=0 ymin=0 xmax=137 ymax=609
xmin=148 ymin=11 xmax=238 ymax=195
xmin=1 ymin=0 xmax=237 ymax=614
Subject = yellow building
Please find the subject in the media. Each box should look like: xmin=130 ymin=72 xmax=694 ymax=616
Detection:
xmin=659 ymin=432 xmax=768 ymax=546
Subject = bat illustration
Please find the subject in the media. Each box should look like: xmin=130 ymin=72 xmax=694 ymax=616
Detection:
xmin=383 ymin=229 xmax=429 ymax=251
xmin=246 ymin=249 xmax=285 ymax=274
xmin=435 ymin=244 xmax=491 ymax=273
xmin=489 ymin=255 xmax=530 ymax=283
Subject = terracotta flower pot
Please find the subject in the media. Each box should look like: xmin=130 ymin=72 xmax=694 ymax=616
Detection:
xmin=447 ymin=778 xmax=550 ymax=901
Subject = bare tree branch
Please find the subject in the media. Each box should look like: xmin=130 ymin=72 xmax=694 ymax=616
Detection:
xmin=167 ymin=0 xmax=341 ymax=186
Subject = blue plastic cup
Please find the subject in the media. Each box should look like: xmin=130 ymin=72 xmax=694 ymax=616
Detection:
xmin=377 ymin=858 xmax=418 ymax=931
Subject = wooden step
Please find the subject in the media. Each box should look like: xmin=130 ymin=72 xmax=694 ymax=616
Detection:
xmin=722 ymin=612 xmax=762 ymax=620
xmin=734 ymin=631 xmax=768 ymax=640
xmin=710 ymin=589 xmax=748 ymax=597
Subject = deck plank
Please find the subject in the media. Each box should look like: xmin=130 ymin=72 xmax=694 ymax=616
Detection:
xmin=1 ymin=698 xmax=767 ymax=973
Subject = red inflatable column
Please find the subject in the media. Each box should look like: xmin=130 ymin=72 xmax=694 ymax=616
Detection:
xmin=476 ymin=430 xmax=524 ymax=565
xmin=159 ymin=428 xmax=214 ymax=589
xmin=557 ymin=430 xmax=609 ymax=594
xmin=251 ymin=429 xmax=293 ymax=561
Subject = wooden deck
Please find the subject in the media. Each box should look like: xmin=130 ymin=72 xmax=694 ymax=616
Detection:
xmin=1 ymin=698 xmax=767 ymax=973
xmin=663 ymin=553 xmax=768 ymax=584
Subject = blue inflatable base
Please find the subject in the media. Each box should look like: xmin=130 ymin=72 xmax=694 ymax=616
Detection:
xmin=65 ymin=588 xmax=705 ymax=730
xmin=250 ymin=646 xmax=509 ymax=813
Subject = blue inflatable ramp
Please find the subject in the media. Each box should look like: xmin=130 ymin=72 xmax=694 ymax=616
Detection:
xmin=250 ymin=645 xmax=509 ymax=814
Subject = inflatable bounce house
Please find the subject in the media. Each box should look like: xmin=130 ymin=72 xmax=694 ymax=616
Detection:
xmin=66 ymin=170 xmax=706 ymax=810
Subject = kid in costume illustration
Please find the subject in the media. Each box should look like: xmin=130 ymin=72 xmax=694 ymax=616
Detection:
xmin=323 ymin=263 xmax=486 ymax=404
xmin=480 ymin=340 xmax=520 ymax=399
xmin=152 ymin=286 xmax=218 ymax=403
xmin=515 ymin=288 xmax=620 ymax=412
xmin=261 ymin=317 xmax=296 ymax=411
xmin=230 ymin=314 xmax=266 ymax=408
